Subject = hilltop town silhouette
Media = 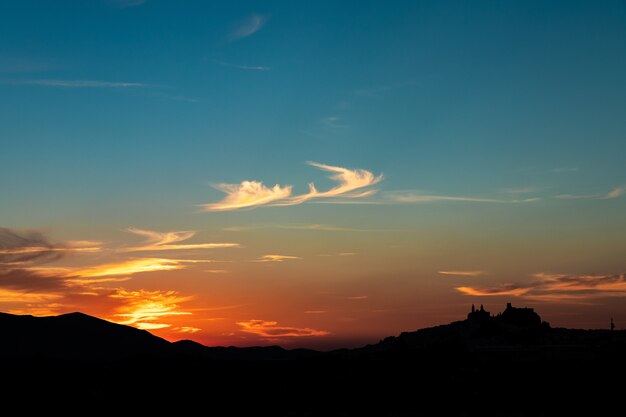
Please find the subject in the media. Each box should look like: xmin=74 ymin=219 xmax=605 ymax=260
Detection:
xmin=1 ymin=303 xmax=623 ymax=415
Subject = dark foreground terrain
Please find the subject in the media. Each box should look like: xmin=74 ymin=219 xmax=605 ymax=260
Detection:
xmin=2 ymin=304 xmax=624 ymax=416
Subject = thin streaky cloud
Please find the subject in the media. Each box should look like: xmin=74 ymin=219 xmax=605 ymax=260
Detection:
xmin=213 ymin=60 xmax=270 ymax=71
xmin=347 ymin=295 xmax=369 ymax=300
xmin=555 ymin=186 xmax=625 ymax=200
xmin=73 ymin=258 xmax=185 ymax=277
xmin=123 ymin=227 xmax=239 ymax=251
xmin=229 ymin=14 xmax=269 ymax=41
xmin=8 ymin=79 xmax=145 ymax=88
xmin=72 ymin=257 xmax=222 ymax=278
xmin=438 ymin=270 xmax=485 ymax=277
xmin=456 ymin=285 xmax=531 ymax=297
xmin=237 ymin=319 xmax=329 ymax=338
xmin=255 ymin=254 xmax=302 ymax=263
xmin=0 ymin=246 xmax=101 ymax=255
xmin=555 ymin=194 xmax=596 ymax=200
xmin=304 ymin=310 xmax=327 ymax=314
xmin=385 ymin=191 xmax=538 ymax=204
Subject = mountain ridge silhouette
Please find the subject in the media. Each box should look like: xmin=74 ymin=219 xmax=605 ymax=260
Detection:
xmin=1 ymin=303 xmax=622 ymax=360
xmin=2 ymin=304 xmax=625 ymax=415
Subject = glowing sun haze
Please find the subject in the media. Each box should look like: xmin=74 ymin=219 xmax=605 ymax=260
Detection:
xmin=1 ymin=1 xmax=626 ymax=349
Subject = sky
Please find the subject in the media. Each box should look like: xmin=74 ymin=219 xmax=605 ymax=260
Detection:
xmin=1 ymin=0 xmax=626 ymax=349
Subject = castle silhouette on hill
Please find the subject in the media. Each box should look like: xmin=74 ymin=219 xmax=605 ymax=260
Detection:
xmin=467 ymin=302 xmax=543 ymax=327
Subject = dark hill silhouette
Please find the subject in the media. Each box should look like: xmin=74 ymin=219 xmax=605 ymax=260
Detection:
xmin=1 ymin=304 xmax=625 ymax=415
xmin=358 ymin=302 xmax=559 ymax=355
xmin=0 ymin=311 xmax=319 ymax=360
xmin=0 ymin=303 xmax=623 ymax=360
xmin=172 ymin=339 xmax=319 ymax=360
xmin=0 ymin=311 xmax=171 ymax=360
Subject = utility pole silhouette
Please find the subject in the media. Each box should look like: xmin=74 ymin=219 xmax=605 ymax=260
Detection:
xmin=611 ymin=317 xmax=615 ymax=332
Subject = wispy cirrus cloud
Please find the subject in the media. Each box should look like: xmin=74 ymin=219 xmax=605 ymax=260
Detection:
xmin=237 ymin=319 xmax=329 ymax=338
xmin=123 ymin=227 xmax=239 ymax=252
xmin=556 ymin=186 xmax=625 ymax=200
xmin=255 ymin=254 xmax=302 ymax=263
xmin=229 ymin=14 xmax=269 ymax=41
xmin=347 ymin=295 xmax=369 ymax=300
xmin=456 ymin=272 xmax=626 ymax=302
xmin=213 ymin=60 xmax=270 ymax=71
xmin=7 ymin=79 xmax=145 ymax=88
xmin=201 ymin=162 xmax=382 ymax=211
xmin=386 ymin=191 xmax=539 ymax=204
xmin=283 ymin=162 xmax=382 ymax=205
xmin=439 ymin=270 xmax=485 ymax=277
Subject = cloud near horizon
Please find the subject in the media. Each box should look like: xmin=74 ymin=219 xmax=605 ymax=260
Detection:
xmin=237 ymin=319 xmax=329 ymax=338
xmin=201 ymin=162 xmax=382 ymax=211
xmin=0 ymin=228 xmax=199 ymax=330
xmin=456 ymin=272 xmax=626 ymax=302
xmin=112 ymin=289 xmax=192 ymax=330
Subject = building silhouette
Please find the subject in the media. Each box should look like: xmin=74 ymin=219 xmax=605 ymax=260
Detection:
xmin=467 ymin=302 xmax=543 ymax=327
xmin=467 ymin=304 xmax=490 ymax=321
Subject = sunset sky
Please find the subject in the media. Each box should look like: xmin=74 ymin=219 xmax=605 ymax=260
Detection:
xmin=1 ymin=0 xmax=626 ymax=349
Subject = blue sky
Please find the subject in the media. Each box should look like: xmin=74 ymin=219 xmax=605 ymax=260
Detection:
xmin=2 ymin=1 xmax=625 ymax=218
xmin=1 ymin=1 xmax=626 ymax=345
